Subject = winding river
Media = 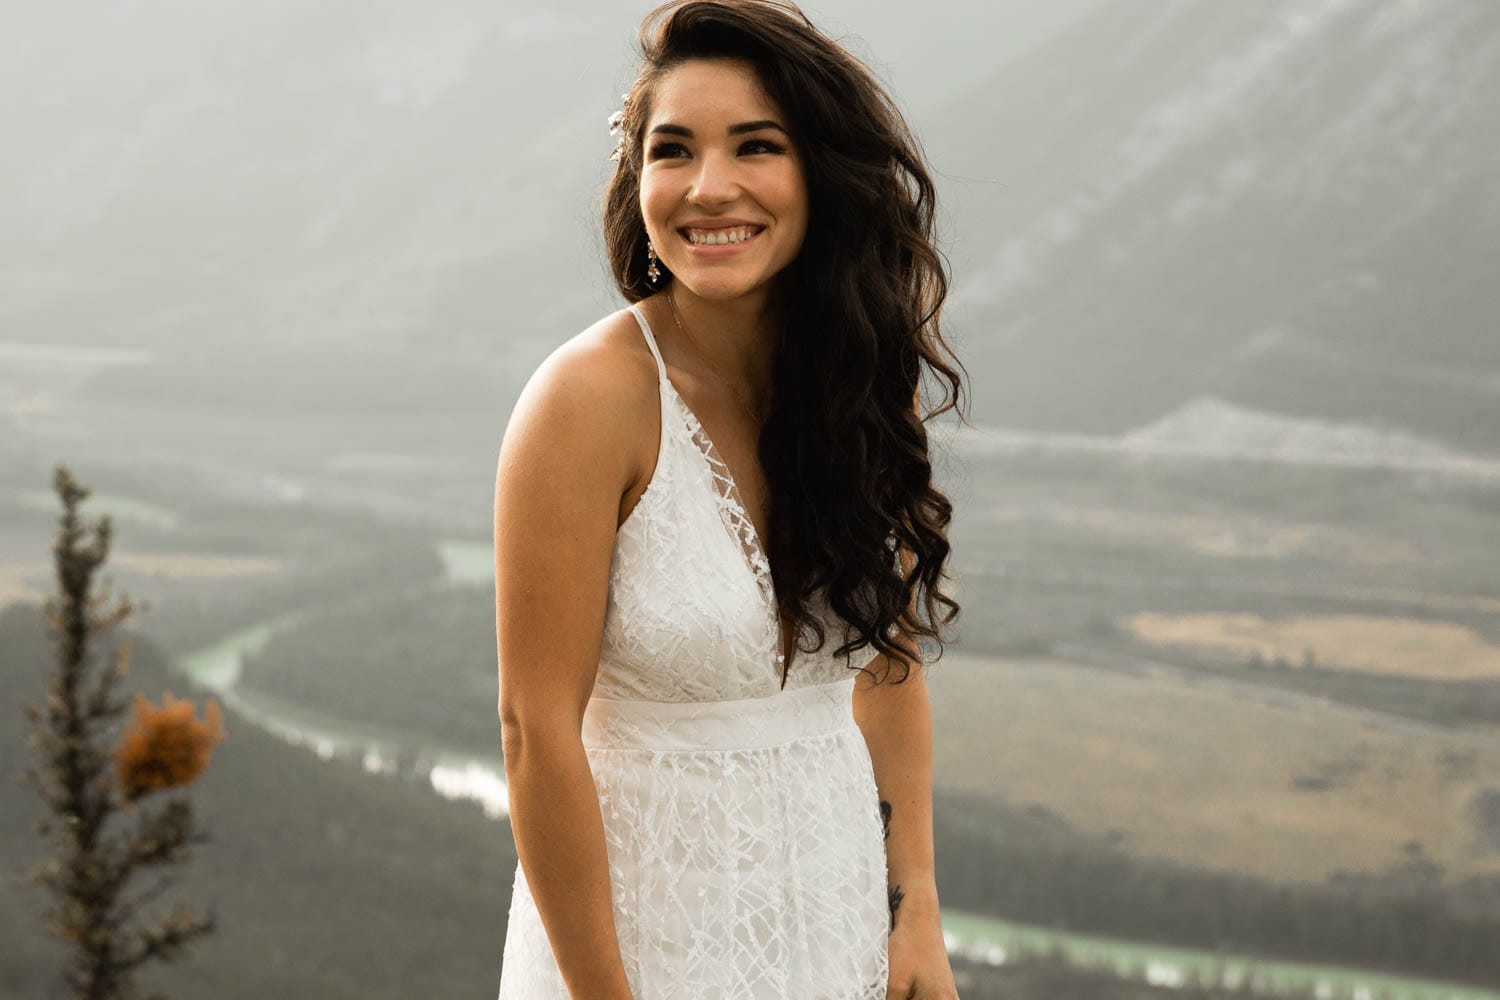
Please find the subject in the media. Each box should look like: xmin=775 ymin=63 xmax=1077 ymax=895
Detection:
xmin=163 ymin=541 xmax=1500 ymax=1000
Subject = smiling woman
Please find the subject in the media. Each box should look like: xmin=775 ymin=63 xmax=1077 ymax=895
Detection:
xmin=638 ymin=69 xmax=806 ymax=299
xmin=493 ymin=2 xmax=966 ymax=998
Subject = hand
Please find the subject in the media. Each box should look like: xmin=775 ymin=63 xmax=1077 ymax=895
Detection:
xmin=885 ymin=881 xmax=960 ymax=999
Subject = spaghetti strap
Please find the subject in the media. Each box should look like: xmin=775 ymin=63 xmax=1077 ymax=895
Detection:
xmin=628 ymin=304 xmax=667 ymax=382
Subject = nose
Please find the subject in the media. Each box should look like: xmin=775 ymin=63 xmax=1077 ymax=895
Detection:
xmin=686 ymin=146 xmax=741 ymax=206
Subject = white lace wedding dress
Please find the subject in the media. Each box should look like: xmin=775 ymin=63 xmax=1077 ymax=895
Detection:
xmin=496 ymin=304 xmax=891 ymax=999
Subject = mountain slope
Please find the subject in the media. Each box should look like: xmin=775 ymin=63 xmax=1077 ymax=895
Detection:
xmin=0 ymin=601 xmax=515 ymax=999
xmin=931 ymin=0 xmax=1500 ymax=453
xmin=0 ymin=1 xmax=1097 ymax=357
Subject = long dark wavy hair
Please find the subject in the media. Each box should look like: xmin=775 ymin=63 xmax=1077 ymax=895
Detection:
xmin=602 ymin=0 xmax=967 ymax=685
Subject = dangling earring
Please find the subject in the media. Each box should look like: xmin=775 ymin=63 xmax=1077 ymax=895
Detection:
xmin=646 ymin=241 xmax=661 ymax=285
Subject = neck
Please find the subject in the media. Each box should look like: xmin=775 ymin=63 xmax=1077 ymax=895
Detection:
xmin=666 ymin=280 xmax=782 ymax=413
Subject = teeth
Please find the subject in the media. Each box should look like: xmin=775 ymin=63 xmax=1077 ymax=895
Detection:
xmin=684 ymin=226 xmax=760 ymax=245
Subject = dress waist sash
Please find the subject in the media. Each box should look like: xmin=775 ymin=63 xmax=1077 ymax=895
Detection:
xmin=581 ymin=675 xmax=857 ymax=752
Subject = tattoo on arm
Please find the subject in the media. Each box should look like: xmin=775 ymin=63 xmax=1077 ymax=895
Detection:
xmin=879 ymin=799 xmax=904 ymax=929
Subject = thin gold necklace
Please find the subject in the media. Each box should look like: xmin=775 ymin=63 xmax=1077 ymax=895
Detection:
xmin=666 ymin=289 xmax=765 ymax=427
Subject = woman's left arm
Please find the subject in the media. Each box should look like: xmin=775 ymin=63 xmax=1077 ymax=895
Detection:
xmin=852 ymin=544 xmax=960 ymax=1000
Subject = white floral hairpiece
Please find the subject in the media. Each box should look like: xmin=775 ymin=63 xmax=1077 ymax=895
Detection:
xmin=607 ymin=92 xmax=630 ymax=161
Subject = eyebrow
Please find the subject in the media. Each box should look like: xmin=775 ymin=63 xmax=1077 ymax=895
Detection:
xmin=648 ymin=119 xmax=789 ymax=138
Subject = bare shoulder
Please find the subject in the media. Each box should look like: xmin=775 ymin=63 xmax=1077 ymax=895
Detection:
xmin=568 ymin=304 xmax=660 ymax=393
xmin=498 ymin=306 xmax=660 ymax=494
xmin=493 ymin=306 xmax=661 ymax=732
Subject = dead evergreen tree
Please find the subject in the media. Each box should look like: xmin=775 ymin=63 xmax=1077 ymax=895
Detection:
xmin=20 ymin=464 xmax=225 ymax=1000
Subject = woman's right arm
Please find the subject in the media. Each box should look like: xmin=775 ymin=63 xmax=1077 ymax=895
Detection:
xmin=493 ymin=335 xmax=647 ymax=1000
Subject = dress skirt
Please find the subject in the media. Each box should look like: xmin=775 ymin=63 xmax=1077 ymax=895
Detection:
xmin=497 ymin=676 xmax=891 ymax=999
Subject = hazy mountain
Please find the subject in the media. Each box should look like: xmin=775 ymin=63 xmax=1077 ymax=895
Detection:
xmin=0 ymin=0 xmax=1095 ymax=355
xmin=0 ymin=1 xmax=627 ymax=351
xmin=952 ymin=396 xmax=1500 ymax=487
xmin=929 ymin=0 xmax=1500 ymax=453
xmin=5 ymin=0 xmax=1491 ymax=467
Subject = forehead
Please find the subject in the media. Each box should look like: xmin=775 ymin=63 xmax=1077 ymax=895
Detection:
xmin=647 ymin=58 xmax=782 ymax=125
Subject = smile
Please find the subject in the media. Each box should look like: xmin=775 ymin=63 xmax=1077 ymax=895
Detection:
xmin=678 ymin=225 xmax=766 ymax=249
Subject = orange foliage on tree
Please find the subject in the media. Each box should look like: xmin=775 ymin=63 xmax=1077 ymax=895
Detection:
xmin=115 ymin=691 xmax=227 ymax=803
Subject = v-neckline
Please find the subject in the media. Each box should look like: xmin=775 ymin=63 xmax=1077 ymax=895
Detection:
xmin=658 ymin=376 xmax=795 ymax=675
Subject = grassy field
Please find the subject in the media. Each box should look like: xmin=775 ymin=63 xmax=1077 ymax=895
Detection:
xmin=0 ymin=552 xmax=285 ymax=608
xmin=927 ymin=649 xmax=1500 ymax=887
xmin=1122 ymin=611 xmax=1500 ymax=680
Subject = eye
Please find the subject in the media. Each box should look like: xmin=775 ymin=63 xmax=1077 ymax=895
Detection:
xmin=741 ymin=139 xmax=784 ymax=154
xmin=647 ymin=142 xmax=688 ymax=160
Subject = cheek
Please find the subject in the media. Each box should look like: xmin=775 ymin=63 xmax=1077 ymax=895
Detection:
xmin=639 ymin=175 xmax=675 ymax=221
xmin=775 ymin=187 xmax=809 ymax=240
xmin=771 ymin=170 xmax=809 ymax=221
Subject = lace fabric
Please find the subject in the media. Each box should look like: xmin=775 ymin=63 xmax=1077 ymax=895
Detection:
xmin=676 ymin=392 xmax=788 ymax=675
xmin=497 ymin=306 xmax=890 ymax=998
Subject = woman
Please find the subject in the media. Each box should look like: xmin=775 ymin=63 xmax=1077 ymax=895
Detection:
xmin=494 ymin=1 xmax=965 ymax=996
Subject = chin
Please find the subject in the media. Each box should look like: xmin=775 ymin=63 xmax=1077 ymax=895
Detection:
xmin=671 ymin=269 xmax=787 ymax=302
